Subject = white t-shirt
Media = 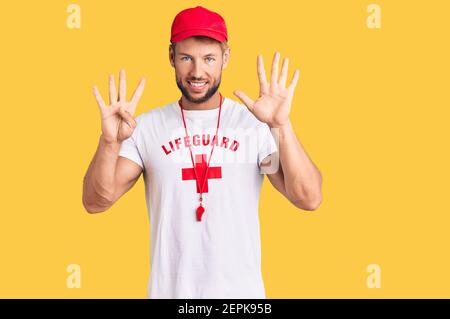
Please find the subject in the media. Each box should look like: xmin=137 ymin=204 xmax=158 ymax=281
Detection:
xmin=118 ymin=96 xmax=278 ymax=299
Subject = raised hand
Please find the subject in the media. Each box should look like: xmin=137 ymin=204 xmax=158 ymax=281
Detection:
xmin=93 ymin=69 xmax=146 ymax=144
xmin=233 ymin=52 xmax=300 ymax=128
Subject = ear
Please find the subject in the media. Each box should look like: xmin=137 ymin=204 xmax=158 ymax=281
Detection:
xmin=169 ymin=45 xmax=175 ymax=68
xmin=222 ymin=47 xmax=231 ymax=70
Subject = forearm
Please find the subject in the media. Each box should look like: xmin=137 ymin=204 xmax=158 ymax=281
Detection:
xmin=272 ymin=120 xmax=322 ymax=208
xmin=82 ymin=135 xmax=121 ymax=211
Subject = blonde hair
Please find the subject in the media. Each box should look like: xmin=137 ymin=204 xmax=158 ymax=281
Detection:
xmin=170 ymin=36 xmax=229 ymax=54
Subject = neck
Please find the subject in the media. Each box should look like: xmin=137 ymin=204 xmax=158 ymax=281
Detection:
xmin=181 ymin=91 xmax=222 ymax=110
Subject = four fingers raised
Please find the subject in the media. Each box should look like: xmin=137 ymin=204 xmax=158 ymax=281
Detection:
xmin=257 ymin=52 xmax=300 ymax=91
xmin=93 ymin=69 xmax=147 ymax=114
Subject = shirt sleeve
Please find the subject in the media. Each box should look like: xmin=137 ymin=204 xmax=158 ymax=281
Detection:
xmin=257 ymin=122 xmax=279 ymax=167
xmin=118 ymin=115 xmax=145 ymax=169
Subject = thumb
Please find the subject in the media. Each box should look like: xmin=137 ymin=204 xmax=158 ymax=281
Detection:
xmin=233 ymin=90 xmax=255 ymax=112
xmin=119 ymin=108 xmax=137 ymax=129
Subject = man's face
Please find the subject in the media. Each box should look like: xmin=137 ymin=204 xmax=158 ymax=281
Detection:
xmin=170 ymin=37 xmax=230 ymax=104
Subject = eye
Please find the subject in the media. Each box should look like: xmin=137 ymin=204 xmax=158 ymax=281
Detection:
xmin=206 ymin=57 xmax=215 ymax=62
xmin=181 ymin=56 xmax=191 ymax=61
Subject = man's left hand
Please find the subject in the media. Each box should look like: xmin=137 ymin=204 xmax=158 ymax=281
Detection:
xmin=233 ymin=52 xmax=300 ymax=128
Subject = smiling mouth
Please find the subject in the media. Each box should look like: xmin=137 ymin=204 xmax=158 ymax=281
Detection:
xmin=187 ymin=80 xmax=208 ymax=90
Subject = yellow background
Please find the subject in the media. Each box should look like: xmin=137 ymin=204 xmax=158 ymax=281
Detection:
xmin=1 ymin=0 xmax=449 ymax=298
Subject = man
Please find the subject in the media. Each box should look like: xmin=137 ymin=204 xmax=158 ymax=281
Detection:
xmin=83 ymin=6 xmax=322 ymax=299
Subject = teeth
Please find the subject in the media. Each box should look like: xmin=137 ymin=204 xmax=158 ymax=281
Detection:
xmin=189 ymin=81 xmax=206 ymax=87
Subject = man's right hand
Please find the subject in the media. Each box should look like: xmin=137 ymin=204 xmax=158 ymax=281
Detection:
xmin=93 ymin=69 xmax=146 ymax=144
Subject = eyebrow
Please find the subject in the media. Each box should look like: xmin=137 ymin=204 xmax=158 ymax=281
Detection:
xmin=178 ymin=52 xmax=217 ymax=57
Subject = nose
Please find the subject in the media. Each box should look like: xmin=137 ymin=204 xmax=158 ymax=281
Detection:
xmin=189 ymin=60 xmax=205 ymax=80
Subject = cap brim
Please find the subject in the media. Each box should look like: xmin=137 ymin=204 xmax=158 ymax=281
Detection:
xmin=171 ymin=28 xmax=227 ymax=43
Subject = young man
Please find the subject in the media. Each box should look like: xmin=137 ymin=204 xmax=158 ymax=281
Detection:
xmin=83 ymin=6 xmax=322 ymax=299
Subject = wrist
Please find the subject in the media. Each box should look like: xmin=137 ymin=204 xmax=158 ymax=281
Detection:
xmin=269 ymin=118 xmax=292 ymax=130
xmin=99 ymin=134 xmax=121 ymax=151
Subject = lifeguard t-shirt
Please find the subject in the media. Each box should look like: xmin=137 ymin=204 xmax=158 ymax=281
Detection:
xmin=118 ymin=96 xmax=278 ymax=299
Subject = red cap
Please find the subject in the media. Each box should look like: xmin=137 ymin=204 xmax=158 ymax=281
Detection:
xmin=170 ymin=6 xmax=228 ymax=43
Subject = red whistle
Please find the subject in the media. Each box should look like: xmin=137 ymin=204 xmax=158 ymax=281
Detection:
xmin=196 ymin=205 xmax=205 ymax=221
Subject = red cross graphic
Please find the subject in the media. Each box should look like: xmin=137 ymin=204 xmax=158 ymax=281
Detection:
xmin=181 ymin=154 xmax=222 ymax=193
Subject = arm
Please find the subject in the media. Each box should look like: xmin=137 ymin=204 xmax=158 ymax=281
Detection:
xmin=82 ymin=69 xmax=146 ymax=214
xmin=263 ymin=120 xmax=322 ymax=210
xmin=82 ymin=135 xmax=142 ymax=213
xmin=234 ymin=52 xmax=323 ymax=211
